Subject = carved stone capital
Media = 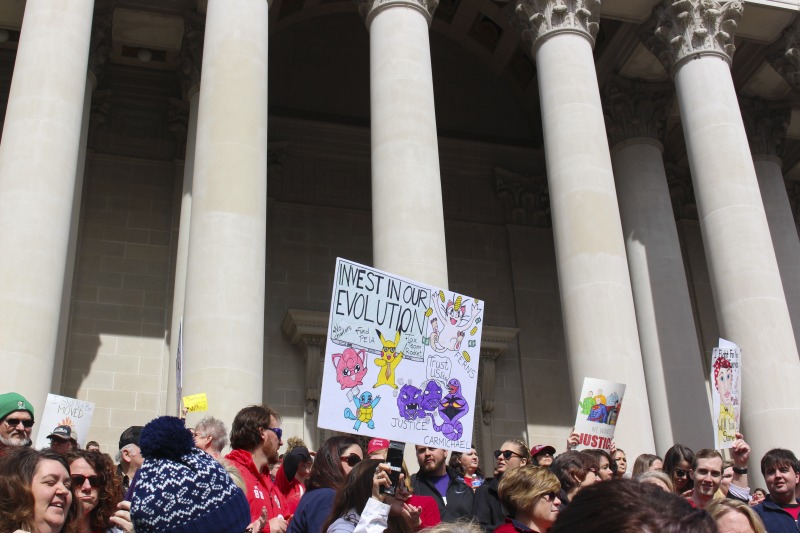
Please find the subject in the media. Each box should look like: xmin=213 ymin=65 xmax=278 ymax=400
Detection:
xmin=739 ymin=96 xmax=790 ymax=158
xmin=179 ymin=11 xmax=205 ymax=101
xmin=477 ymin=326 xmax=519 ymax=425
xmin=495 ymin=167 xmax=550 ymax=227
xmin=168 ymin=97 xmax=190 ymax=159
xmin=282 ymin=310 xmax=329 ymax=415
xmin=515 ymin=0 xmax=601 ymax=53
xmin=666 ymin=163 xmax=697 ymax=220
xmin=602 ymin=75 xmax=673 ymax=148
xmin=647 ymin=0 xmax=743 ymax=75
xmin=768 ymin=23 xmax=800 ymax=94
xmin=89 ymin=7 xmax=113 ymax=85
xmin=356 ymin=0 xmax=439 ymax=28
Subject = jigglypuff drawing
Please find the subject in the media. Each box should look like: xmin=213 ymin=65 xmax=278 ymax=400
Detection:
xmin=373 ymin=329 xmax=403 ymax=389
xmin=332 ymin=347 xmax=368 ymax=390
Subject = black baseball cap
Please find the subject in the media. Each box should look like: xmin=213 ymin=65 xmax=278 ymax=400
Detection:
xmin=119 ymin=426 xmax=143 ymax=449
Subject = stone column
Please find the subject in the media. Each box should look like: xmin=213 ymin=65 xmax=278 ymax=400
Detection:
xmin=739 ymin=98 xmax=800 ymax=354
xmin=516 ymin=1 xmax=656 ymax=454
xmin=182 ymin=0 xmax=270 ymax=426
xmin=651 ymin=1 xmax=800 ymax=463
xmin=0 ymin=0 xmax=95 ymax=409
xmin=358 ymin=0 xmax=448 ymax=288
xmin=167 ymin=14 xmax=204 ymax=416
xmin=603 ymin=76 xmax=711 ymax=453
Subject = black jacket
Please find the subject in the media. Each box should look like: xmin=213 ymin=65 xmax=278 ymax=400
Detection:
xmin=753 ymin=498 xmax=800 ymax=533
xmin=411 ymin=466 xmax=475 ymax=522
xmin=472 ymin=476 xmax=507 ymax=533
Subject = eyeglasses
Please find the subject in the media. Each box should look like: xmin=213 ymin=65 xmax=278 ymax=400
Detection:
xmin=3 ymin=418 xmax=33 ymax=428
xmin=674 ymin=468 xmax=689 ymax=478
xmin=494 ymin=449 xmax=524 ymax=460
xmin=540 ymin=492 xmax=558 ymax=503
xmin=340 ymin=453 xmax=362 ymax=467
xmin=71 ymin=474 xmax=103 ymax=488
xmin=266 ymin=427 xmax=283 ymax=441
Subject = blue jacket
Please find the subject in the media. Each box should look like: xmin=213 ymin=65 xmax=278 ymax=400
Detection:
xmin=753 ymin=498 xmax=800 ymax=532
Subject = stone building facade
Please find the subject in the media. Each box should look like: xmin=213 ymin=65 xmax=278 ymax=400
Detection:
xmin=1 ymin=0 xmax=800 ymax=479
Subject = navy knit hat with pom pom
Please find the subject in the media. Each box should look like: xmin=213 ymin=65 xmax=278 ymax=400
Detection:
xmin=130 ymin=416 xmax=250 ymax=533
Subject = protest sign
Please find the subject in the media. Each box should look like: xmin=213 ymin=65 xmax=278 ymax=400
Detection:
xmin=183 ymin=392 xmax=208 ymax=413
xmin=712 ymin=338 xmax=741 ymax=449
xmin=573 ymin=377 xmax=626 ymax=452
xmin=34 ymin=394 xmax=95 ymax=449
xmin=318 ymin=258 xmax=485 ymax=451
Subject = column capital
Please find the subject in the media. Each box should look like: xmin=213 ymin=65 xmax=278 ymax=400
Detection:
xmin=179 ymin=11 xmax=205 ymax=101
xmin=515 ymin=0 xmax=601 ymax=53
xmin=646 ymin=0 xmax=742 ymax=75
xmin=768 ymin=23 xmax=800 ymax=93
xmin=88 ymin=7 xmax=114 ymax=87
xmin=739 ymin=96 xmax=790 ymax=159
xmin=356 ymin=0 xmax=439 ymax=28
xmin=494 ymin=167 xmax=551 ymax=228
xmin=602 ymin=74 xmax=673 ymax=149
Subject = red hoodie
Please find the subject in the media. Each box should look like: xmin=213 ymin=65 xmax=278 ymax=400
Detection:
xmin=226 ymin=448 xmax=287 ymax=522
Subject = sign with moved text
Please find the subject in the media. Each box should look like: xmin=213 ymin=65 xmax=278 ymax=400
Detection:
xmin=318 ymin=258 xmax=484 ymax=451
xmin=573 ymin=377 xmax=626 ymax=452
xmin=35 ymin=394 xmax=95 ymax=449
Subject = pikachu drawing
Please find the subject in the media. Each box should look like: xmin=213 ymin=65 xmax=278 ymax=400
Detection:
xmin=373 ymin=329 xmax=404 ymax=389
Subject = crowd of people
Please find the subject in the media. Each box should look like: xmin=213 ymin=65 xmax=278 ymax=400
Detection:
xmin=0 ymin=390 xmax=797 ymax=533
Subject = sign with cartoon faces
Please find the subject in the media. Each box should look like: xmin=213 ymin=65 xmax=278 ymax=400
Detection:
xmin=712 ymin=338 xmax=741 ymax=450
xmin=318 ymin=258 xmax=484 ymax=451
xmin=573 ymin=377 xmax=626 ymax=452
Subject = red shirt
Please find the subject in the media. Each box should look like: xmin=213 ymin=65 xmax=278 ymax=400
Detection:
xmin=274 ymin=463 xmax=305 ymax=515
xmin=226 ymin=449 xmax=287 ymax=522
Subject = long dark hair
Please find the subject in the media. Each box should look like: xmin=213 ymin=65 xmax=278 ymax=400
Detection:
xmin=663 ymin=444 xmax=695 ymax=493
xmin=322 ymin=459 xmax=412 ymax=533
xmin=307 ymin=435 xmax=361 ymax=491
xmin=66 ymin=449 xmax=123 ymax=531
xmin=0 ymin=447 xmax=78 ymax=532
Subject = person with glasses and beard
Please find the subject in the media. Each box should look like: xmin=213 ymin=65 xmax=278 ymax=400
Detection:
xmin=495 ymin=465 xmax=561 ymax=533
xmin=411 ymin=446 xmax=474 ymax=522
xmin=226 ymin=405 xmax=288 ymax=532
xmin=288 ymin=435 xmax=363 ymax=533
xmin=473 ymin=440 xmax=530 ymax=532
xmin=0 ymin=392 xmax=35 ymax=456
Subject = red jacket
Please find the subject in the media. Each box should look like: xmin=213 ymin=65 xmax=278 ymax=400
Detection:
xmin=274 ymin=463 xmax=305 ymax=515
xmin=226 ymin=449 xmax=287 ymax=522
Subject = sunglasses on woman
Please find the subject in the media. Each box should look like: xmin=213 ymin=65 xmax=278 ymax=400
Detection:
xmin=494 ymin=449 xmax=524 ymax=460
xmin=340 ymin=453 xmax=362 ymax=467
xmin=674 ymin=468 xmax=690 ymax=478
xmin=71 ymin=474 xmax=103 ymax=488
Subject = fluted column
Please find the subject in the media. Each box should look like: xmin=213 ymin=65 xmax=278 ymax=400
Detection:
xmin=516 ymin=0 xmax=655 ymax=454
xmin=358 ymin=0 xmax=448 ymax=288
xmin=167 ymin=14 xmax=204 ymax=416
xmin=604 ymin=76 xmax=711 ymax=453
xmin=739 ymin=98 xmax=800 ymax=355
xmin=0 ymin=0 xmax=95 ymax=409
xmin=650 ymin=0 xmax=800 ymax=462
xmin=182 ymin=0 xmax=269 ymax=425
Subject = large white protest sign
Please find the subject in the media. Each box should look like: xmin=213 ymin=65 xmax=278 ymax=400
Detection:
xmin=34 ymin=394 xmax=95 ymax=449
xmin=318 ymin=258 xmax=484 ymax=451
xmin=712 ymin=338 xmax=741 ymax=449
xmin=573 ymin=377 xmax=626 ymax=452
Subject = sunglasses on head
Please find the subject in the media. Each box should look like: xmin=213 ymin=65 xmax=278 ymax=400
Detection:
xmin=3 ymin=418 xmax=33 ymax=428
xmin=494 ymin=449 xmax=523 ymax=460
xmin=674 ymin=468 xmax=689 ymax=478
xmin=71 ymin=474 xmax=103 ymax=488
xmin=340 ymin=453 xmax=362 ymax=467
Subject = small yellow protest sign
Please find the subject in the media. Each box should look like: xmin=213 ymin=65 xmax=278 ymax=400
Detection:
xmin=183 ymin=393 xmax=208 ymax=413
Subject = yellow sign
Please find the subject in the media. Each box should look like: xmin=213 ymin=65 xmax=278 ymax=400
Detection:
xmin=183 ymin=393 xmax=208 ymax=413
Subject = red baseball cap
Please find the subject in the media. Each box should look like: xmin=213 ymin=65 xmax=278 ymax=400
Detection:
xmin=368 ymin=438 xmax=390 ymax=456
xmin=531 ymin=444 xmax=556 ymax=457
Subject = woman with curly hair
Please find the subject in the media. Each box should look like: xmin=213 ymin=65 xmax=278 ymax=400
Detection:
xmin=66 ymin=449 xmax=132 ymax=533
xmin=0 ymin=446 xmax=77 ymax=533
